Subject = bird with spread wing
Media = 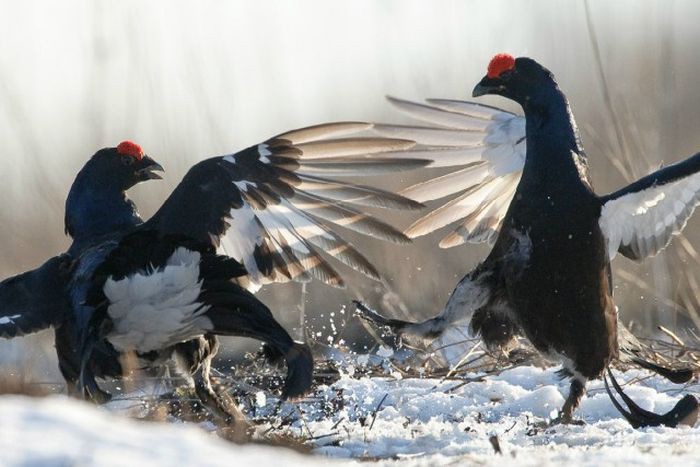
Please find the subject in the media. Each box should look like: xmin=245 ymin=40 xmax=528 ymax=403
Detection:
xmin=357 ymin=54 xmax=700 ymax=428
xmin=0 ymin=124 xmax=429 ymax=422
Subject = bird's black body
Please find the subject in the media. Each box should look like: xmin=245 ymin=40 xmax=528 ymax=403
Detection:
xmin=0 ymin=145 xmax=220 ymax=401
xmin=491 ymin=79 xmax=616 ymax=382
xmin=357 ymin=56 xmax=699 ymax=427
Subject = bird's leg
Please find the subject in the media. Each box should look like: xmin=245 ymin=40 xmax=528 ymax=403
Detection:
xmin=559 ymin=378 xmax=586 ymax=425
xmin=354 ymin=269 xmax=491 ymax=341
xmin=533 ymin=377 xmax=586 ymax=429
xmin=353 ymin=300 xmax=414 ymax=333
xmin=193 ymin=355 xmax=245 ymax=426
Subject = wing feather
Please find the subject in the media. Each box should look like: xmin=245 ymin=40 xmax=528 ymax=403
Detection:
xmin=0 ymin=256 xmax=70 ymax=338
xmin=404 ymin=174 xmax=518 ymax=239
xmin=145 ymin=122 xmax=428 ymax=290
xmin=600 ymin=153 xmax=700 ymax=260
xmin=384 ymin=97 xmax=525 ymax=245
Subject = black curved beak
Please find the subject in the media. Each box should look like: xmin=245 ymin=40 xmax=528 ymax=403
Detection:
xmin=136 ymin=155 xmax=164 ymax=181
xmin=472 ymin=76 xmax=506 ymax=98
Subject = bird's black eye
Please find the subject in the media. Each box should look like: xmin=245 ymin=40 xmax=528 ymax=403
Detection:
xmin=121 ymin=155 xmax=135 ymax=166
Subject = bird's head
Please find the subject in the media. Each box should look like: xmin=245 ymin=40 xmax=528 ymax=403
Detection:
xmin=86 ymin=141 xmax=164 ymax=191
xmin=472 ymin=54 xmax=558 ymax=107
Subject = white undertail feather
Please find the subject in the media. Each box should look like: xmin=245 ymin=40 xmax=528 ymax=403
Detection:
xmin=600 ymin=171 xmax=700 ymax=260
xmin=103 ymin=248 xmax=212 ymax=353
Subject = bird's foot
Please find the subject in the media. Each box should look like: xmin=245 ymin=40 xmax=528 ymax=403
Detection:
xmin=78 ymin=374 xmax=112 ymax=405
xmin=551 ymin=414 xmax=586 ymax=426
xmin=194 ymin=377 xmax=249 ymax=432
xmin=532 ymin=413 xmax=585 ymax=430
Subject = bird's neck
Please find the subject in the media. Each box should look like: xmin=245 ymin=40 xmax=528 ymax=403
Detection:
xmin=65 ymin=170 xmax=142 ymax=242
xmin=520 ymin=87 xmax=591 ymax=190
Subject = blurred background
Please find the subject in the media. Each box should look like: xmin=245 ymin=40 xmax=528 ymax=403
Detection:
xmin=2 ymin=0 xmax=700 ymax=380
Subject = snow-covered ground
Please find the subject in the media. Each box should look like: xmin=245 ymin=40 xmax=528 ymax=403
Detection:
xmin=0 ymin=395 xmax=327 ymax=467
xmin=1 ymin=365 xmax=698 ymax=466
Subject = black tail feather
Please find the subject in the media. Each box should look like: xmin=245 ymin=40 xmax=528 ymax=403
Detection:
xmin=78 ymin=330 xmax=112 ymax=404
xmin=280 ymin=342 xmax=314 ymax=400
xmin=631 ymin=357 xmax=695 ymax=384
xmin=604 ymin=368 xmax=699 ymax=428
xmin=260 ymin=342 xmax=285 ymax=364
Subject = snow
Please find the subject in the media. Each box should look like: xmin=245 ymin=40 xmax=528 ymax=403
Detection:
xmin=286 ymin=367 xmax=700 ymax=464
xmin=1 ymin=365 xmax=698 ymax=466
xmin=0 ymin=395 xmax=327 ymax=467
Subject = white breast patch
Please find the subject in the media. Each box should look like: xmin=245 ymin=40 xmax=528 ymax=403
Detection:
xmin=102 ymin=248 xmax=213 ymax=353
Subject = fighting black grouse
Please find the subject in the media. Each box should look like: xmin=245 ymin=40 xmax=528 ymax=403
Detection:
xmin=1 ymin=124 xmax=428 ymax=421
xmin=72 ymin=126 xmax=427 ymax=413
xmin=357 ymin=54 xmax=700 ymax=427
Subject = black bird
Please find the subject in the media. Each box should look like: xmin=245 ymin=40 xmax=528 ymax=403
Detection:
xmin=13 ymin=124 xmax=426 ymax=421
xmin=357 ymin=54 xmax=700 ymax=427
xmin=1 ymin=142 xmax=164 ymax=391
xmin=364 ymin=95 xmax=694 ymax=384
xmin=1 ymin=127 xmax=427 ymax=419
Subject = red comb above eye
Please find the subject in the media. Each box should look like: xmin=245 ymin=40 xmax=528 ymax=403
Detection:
xmin=117 ymin=141 xmax=143 ymax=160
xmin=487 ymin=53 xmax=515 ymax=79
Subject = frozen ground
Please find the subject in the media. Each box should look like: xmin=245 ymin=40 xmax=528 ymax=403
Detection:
xmin=1 ymin=365 xmax=699 ymax=466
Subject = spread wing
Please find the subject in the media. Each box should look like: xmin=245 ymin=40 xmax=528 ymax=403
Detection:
xmin=143 ymin=122 xmax=430 ymax=290
xmin=599 ymin=152 xmax=700 ymax=260
xmin=0 ymin=256 xmax=70 ymax=338
xmin=375 ymin=97 xmax=526 ymax=247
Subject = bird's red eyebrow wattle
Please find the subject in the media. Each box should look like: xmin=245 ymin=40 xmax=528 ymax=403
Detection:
xmin=117 ymin=141 xmax=144 ymax=160
xmin=487 ymin=53 xmax=515 ymax=79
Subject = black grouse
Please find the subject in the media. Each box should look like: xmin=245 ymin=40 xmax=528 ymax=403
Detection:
xmin=0 ymin=128 xmax=427 ymax=418
xmin=1 ymin=142 xmax=164 ymax=392
xmin=357 ymin=54 xmax=700 ymax=427
xmin=10 ymin=124 xmax=427 ymax=421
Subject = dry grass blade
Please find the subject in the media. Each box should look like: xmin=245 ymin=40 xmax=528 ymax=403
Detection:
xmin=658 ymin=325 xmax=686 ymax=347
xmin=369 ymin=393 xmax=388 ymax=431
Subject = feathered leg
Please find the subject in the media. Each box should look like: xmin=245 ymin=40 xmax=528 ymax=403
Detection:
xmin=193 ymin=352 xmax=244 ymax=425
xmin=560 ymin=378 xmax=586 ymax=424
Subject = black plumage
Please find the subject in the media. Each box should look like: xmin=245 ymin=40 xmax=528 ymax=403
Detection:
xmin=357 ymin=55 xmax=699 ymax=427
xmin=61 ymin=123 xmax=427 ymax=420
xmin=1 ymin=145 xmax=165 ymax=394
xmin=78 ymin=230 xmax=312 ymax=411
xmin=0 ymin=126 xmax=427 ymax=420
